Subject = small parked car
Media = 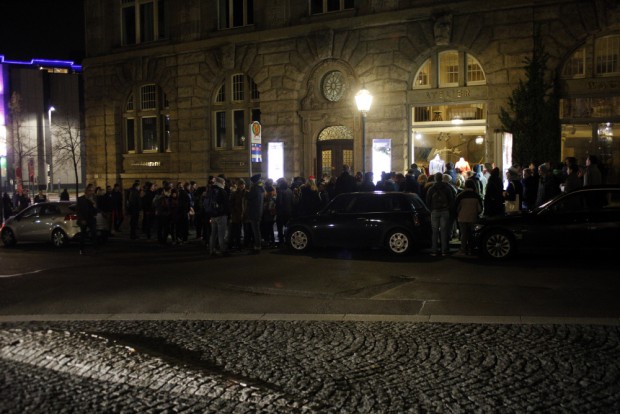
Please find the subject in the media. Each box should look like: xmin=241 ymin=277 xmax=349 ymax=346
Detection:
xmin=286 ymin=191 xmax=431 ymax=256
xmin=473 ymin=185 xmax=620 ymax=260
xmin=0 ymin=201 xmax=109 ymax=248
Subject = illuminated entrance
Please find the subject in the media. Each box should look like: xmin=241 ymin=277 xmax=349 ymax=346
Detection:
xmin=317 ymin=126 xmax=354 ymax=177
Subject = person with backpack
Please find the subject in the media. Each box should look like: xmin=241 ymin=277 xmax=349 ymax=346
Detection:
xmin=425 ymin=172 xmax=456 ymax=256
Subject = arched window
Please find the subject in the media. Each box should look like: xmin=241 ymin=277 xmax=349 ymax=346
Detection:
xmin=562 ymin=35 xmax=620 ymax=79
xmin=123 ymin=84 xmax=170 ymax=153
xmin=413 ymin=50 xmax=486 ymax=89
xmin=212 ymin=74 xmax=260 ymax=149
xmin=562 ymin=47 xmax=586 ymax=79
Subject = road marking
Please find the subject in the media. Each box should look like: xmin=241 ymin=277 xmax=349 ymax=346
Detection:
xmin=0 ymin=269 xmax=44 ymax=279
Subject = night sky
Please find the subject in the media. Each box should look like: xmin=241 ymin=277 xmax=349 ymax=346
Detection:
xmin=0 ymin=2 xmax=85 ymax=63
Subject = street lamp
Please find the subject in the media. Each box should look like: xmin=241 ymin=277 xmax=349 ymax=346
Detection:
xmin=355 ymin=87 xmax=373 ymax=173
xmin=46 ymin=106 xmax=55 ymax=192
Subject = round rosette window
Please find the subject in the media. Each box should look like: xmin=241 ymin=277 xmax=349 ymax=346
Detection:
xmin=322 ymin=71 xmax=346 ymax=102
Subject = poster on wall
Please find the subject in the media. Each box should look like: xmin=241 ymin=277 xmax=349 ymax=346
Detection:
xmin=268 ymin=142 xmax=284 ymax=180
xmin=372 ymin=139 xmax=392 ymax=184
xmin=501 ymin=132 xmax=513 ymax=188
xmin=250 ymin=121 xmax=262 ymax=163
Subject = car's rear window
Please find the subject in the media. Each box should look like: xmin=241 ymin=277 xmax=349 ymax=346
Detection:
xmin=41 ymin=205 xmax=61 ymax=215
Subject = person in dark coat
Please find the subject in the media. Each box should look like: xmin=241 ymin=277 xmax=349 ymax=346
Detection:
xmin=111 ymin=183 xmax=124 ymax=232
xmin=141 ymin=182 xmax=155 ymax=239
xmin=359 ymin=171 xmax=376 ymax=192
xmin=504 ymin=167 xmax=524 ymax=211
xmin=521 ymin=167 xmax=538 ymax=210
xmin=275 ymin=178 xmax=293 ymax=245
xmin=426 ymin=172 xmax=456 ymax=256
xmin=176 ymin=182 xmax=192 ymax=243
xmin=535 ymin=163 xmax=561 ymax=207
xmin=76 ymin=184 xmax=98 ymax=254
xmin=126 ymin=181 xmax=142 ymax=239
xmin=2 ymin=192 xmax=14 ymax=221
xmin=59 ymin=188 xmax=70 ymax=201
xmin=483 ymin=167 xmax=505 ymax=216
xmin=334 ymin=165 xmax=357 ymax=195
xmin=299 ymin=177 xmax=322 ymax=216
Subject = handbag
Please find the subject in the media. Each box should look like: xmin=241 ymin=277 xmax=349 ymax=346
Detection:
xmin=504 ymin=182 xmax=520 ymax=213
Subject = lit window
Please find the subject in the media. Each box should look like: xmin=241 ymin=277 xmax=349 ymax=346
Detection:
xmin=219 ymin=0 xmax=254 ymax=29
xmin=413 ymin=51 xmax=486 ymax=89
xmin=595 ymin=35 xmax=620 ymax=76
xmin=414 ymin=60 xmax=432 ymax=88
xmin=121 ymin=0 xmax=167 ymax=46
xmin=123 ymin=84 xmax=169 ymax=153
xmin=439 ymin=51 xmax=459 ymax=87
xmin=562 ymin=47 xmax=586 ymax=78
xmin=310 ymin=0 xmax=354 ymax=14
xmin=467 ymin=55 xmax=486 ymax=84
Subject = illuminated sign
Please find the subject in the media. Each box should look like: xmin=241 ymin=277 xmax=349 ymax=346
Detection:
xmin=268 ymin=142 xmax=284 ymax=180
xmin=250 ymin=121 xmax=262 ymax=162
xmin=0 ymin=55 xmax=82 ymax=72
xmin=372 ymin=139 xmax=392 ymax=184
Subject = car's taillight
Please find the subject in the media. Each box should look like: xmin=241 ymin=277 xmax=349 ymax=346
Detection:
xmin=65 ymin=214 xmax=78 ymax=221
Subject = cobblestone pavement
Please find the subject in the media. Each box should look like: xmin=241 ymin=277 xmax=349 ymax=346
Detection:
xmin=1 ymin=320 xmax=620 ymax=413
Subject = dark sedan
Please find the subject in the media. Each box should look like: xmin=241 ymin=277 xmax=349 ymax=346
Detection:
xmin=473 ymin=185 xmax=620 ymax=259
xmin=286 ymin=191 xmax=431 ymax=256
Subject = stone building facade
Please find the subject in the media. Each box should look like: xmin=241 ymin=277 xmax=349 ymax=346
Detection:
xmin=83 ymin=0 xmax=620 ymax=188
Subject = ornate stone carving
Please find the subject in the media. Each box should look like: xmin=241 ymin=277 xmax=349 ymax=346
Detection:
xmin=322 ymin=71 xmax=346 ymax=102
xmin=218 ymin=44 xmax=236 ymax=70
xmin=433 ymin=14 xmax=452 ymax=46
xmin=318 ymin=125 xmax=354 ymax=141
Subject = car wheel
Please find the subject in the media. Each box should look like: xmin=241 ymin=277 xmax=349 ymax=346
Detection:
xmin=51 ymin=228 xmax=69 ymax=248
xmin=482 ymin=230 xmax=514 ymax=260
xmin=288 ymin=228 xmax=311 ymax=252
xmin=386 ymin=229 xmax=412 ymax=255
xmin=1 ymin=228 xmax=17 ymax=247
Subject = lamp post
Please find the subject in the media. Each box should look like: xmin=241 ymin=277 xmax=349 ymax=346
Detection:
xmin=46 ymin=106 xmax=55 ymax=192
xmin=355 ymin=87 xmax=373 ymax=173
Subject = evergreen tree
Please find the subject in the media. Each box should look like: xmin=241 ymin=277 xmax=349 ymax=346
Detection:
xmin=499 ymin=30 xmax=560 ymax=166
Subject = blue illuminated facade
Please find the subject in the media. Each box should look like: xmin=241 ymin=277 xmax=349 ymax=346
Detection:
xmin=0 ymin=55 xmax=83 ymax=195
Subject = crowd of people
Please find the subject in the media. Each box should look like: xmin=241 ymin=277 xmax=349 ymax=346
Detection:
xmin=2 ymin=153 xmax=607 ymax=257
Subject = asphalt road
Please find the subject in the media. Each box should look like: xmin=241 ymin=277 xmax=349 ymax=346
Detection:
xmin=0 ymin=235 xmax=619 ymax=320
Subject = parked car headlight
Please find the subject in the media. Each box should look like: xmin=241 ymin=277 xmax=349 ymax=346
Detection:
xmin=474 ymin=224 xmax=485 ymax=232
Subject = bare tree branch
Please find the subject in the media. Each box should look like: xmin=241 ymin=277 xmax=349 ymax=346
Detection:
xmin=52 ymin=114 xmax=82 ymax=199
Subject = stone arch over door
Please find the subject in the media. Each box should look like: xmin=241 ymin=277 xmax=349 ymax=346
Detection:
xmin=317 ymin=126 xmax=354 ymax=177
